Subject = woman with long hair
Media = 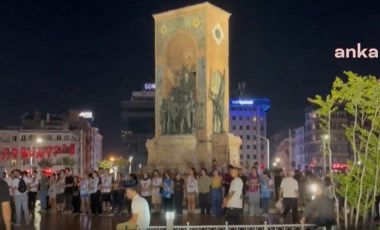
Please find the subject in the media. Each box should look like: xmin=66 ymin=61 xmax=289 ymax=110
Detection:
xmin=247 ymin=166 xmax=260 ymax=216
xmin=211 ymin=169 xmax=223 ymax=216
xmin=260 ymin=171 xmax=273 ymax=217
xmin=47 ymin=173 xmax=57 ymax=213
xmin=186 ymin=167 xmax=198 ymax=215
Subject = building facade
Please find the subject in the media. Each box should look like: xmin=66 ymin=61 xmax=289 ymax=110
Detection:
xmin=304 ymin=108 xmax=350 ymax=173
xmin=121 ymin=86 xmax=155 ymax=170
xmin=229 ymin=98 xmax=271 ymax=169
xmin=294 ymin=126 xmax=305 ymax=169
xmin=0 ymin=111 xmax=102 ymax=175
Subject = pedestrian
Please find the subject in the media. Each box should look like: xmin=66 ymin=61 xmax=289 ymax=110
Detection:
xmin=79 ymin=173 xmax=90 ymax=214
xmin=56 ymin=170 xmax=65 ymax=213
xmin=151 ymin=170 xmax=162 ymax=214
xmin=185 ymin=168 xmax=198 ymax=215
xmin=39 ymin=172 xmax=49 ymax=213
xmin=72 ymin=176 xmax=81 ymax=214
xmin=116 ymin=185 xmax=150 ymax=230
xmin=111 ymin=173 xmax=126 ymax=214
xmin=28 ymin=170 xmax=39 ymax=213
xmin=260 ymin=171 xmax=273 ymax=217
xmin=89 ymin=171 xmax=101 ymax=215
xmin=222 ymin=166 xmax=243 ymax=225
xmin=173 ymin=173 xmax=184 ymax=215
xmin=3 ymin=172 xmax=15 ymax=224
xmin=280 ymin=170 xmax=299 ymax=224
xmin=100 ymin=169 xmax=113 ymax=215
xmin=247 ymin=166 xmax=260 ymax=216
xmin=125 ymin=174 xmax=138 ymax=215
xmin=47 ymin=173 xmax=57 ymax=213
xmin=63 ymin=168 xmax=74 ymax=214
xmin=300 ymin=182 xmax=336 ymax=230
xmin=210 ymin=169 xmax=223 ymax=216
xmin=198 ymin=168 xmax=211 ymax=215
xmin=11 ymin=169 xmax=30 ymax=226
xmin=0 ymin=177 xmax=11 ymax=230
xmin=140 ymin=172 xmax=152 ymax=211
xmin=161 ymin=171 xmax=174 ymax=212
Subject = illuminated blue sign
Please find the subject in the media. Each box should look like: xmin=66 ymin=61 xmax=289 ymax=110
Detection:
xmin=231 ymin=99 xmax=254 ymax=105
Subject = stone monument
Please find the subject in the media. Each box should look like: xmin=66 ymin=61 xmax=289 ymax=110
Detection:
xmin=146 ymin=2 xmax=241 ymax=172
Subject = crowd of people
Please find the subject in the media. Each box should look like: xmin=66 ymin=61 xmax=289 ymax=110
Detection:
xmin=0 ymin=161 xmax=344 ymax=230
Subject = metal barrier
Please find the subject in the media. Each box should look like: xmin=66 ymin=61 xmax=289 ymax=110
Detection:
xmin=147 ymin=222 xmax=317 ymax=230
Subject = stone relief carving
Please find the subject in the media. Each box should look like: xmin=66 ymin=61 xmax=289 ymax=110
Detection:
xmin=210 ymin=69 xmax=225 ymax=133
xmin=156 ymin=12 xmax=205 ymax=55
xmin=160 ymin=65 xmax=197 ymax=135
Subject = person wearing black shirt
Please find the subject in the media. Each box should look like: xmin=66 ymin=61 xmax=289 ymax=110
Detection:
xmin=64 ymin=168 xmax=74 ymax=213
xmin=72 ymin=176 xmax=81 ymax=214
xmin=173 ymin=173 xmax=184 ymax=215
xmin=0 ymin=178 xmax=11 ymax=230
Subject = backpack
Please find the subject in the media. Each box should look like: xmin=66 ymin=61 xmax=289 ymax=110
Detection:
xmin=18 ymin=177 xmax=28 ymax=193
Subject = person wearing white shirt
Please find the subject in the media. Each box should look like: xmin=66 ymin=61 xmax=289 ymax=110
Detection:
xmin=280 ymin=170 xmax=299 ymax=224
xmin=100 ymin=170 xmax=113 ymax=215
xmin=11 ymin=169 xmax=30 ymax=226
xmin=28 ymin=170 xmax=39 ymax=212
xmin=222 ymin=166 xmax=243 ymax=225
xmin=116 ymin=185 xmax=150 ymax=230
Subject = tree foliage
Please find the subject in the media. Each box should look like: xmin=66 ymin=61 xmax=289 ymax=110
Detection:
xmin=61 ymin=156 xmax=76 ymax=167
xmin=38 ymin=158 xmax=53 ymax=168
xmin=309 ymin=71 xmax=380 ymax=229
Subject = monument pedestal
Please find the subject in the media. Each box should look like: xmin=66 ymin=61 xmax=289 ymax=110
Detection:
xmin=146 ymin=135 xmax=198 ymax=172
xmin=146 ymin=133 xmax=241 ymax=172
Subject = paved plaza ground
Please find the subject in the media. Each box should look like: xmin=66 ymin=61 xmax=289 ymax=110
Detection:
xmin=15 ymin=212 xmax=298 ymax=230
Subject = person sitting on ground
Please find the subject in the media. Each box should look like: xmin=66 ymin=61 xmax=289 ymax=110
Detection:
xmin=300 ymin=182 xmax=336 ymax=230
xmin=116 ymin=185 xmax=150 ymax=230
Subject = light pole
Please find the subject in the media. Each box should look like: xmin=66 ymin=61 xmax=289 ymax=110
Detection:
xmin=30 ymin=137 xmax=43 ymax=167
xmin=128 ymin=156 xmax=133 ymax=174
xmin=257 ymin=135 xmax=270 ymax=169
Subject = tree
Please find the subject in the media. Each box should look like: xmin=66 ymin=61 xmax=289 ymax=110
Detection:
xmin=309 ymin=71 xmax=380 ymax=229
xmin=61 ymin=156 xmax=76 ymax=168
xmin=114 ymin=157 xmax=130 ymax=175
xmin=38 ymin=158 xmax=53 ymax=168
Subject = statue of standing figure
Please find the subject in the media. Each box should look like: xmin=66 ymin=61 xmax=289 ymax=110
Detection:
xmin=178 ymin=94 xmax=192 ymax=134
xmin=210 ymin=70 xmax=225 ymax=133
xmin=188 ymin=91 xmax=196 ymax=131
xmin=160 ymin=99 xmax=168 ymax=134
xmin=166 ymin=96 xmax=178 ymax=134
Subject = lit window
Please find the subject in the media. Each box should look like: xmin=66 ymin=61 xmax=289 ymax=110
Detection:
xmin=252 ymin=117 xmax=257 ymax=122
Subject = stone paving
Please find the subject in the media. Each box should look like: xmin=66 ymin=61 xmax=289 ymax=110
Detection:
xmin=14 ymin=211 xmax=297 ymax=230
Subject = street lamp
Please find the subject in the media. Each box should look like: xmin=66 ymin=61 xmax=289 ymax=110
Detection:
xmin=110 ymin=157 xmax=115 ymax=162
xmin=257 ymin=135 xmax=270 ymax=169
xmin=31 ymin=138 xmax=43 ymax=166
xmin=128 ymin=156 xmax=133 ymax=174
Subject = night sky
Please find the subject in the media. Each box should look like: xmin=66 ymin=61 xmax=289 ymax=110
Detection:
xmin=1 ymin=0 xmax=379 ymax=155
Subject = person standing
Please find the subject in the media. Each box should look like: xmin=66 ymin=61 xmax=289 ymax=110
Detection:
xmin=28 ymin=170 xmax=39 ymax=213
xmin=173 ymin=173 xmax=184 ymax=215
xmin=89 ymin=171 xmax=101 ymax=215
xmin=11 ymin=169 xmax=30 ymax=226
xmin=140 ymin=172 xmax=152 ymax=211
xmin=63 ymin=168 xmax=74 ymax=214
xmin=210 ymin=169 xmax=223 ymax=217
xmin=39 ymin=172 xmax=49 ymax=213
xmin=47 ymin=173 xmax=57 ymax=213
xmin=247 ymin=167 xmax=260 ymax=216
xmin=260 ymin=171 xmax=273 ymax=217
xmin=72 ymin=176 xmax=81 ymax=215
xmin=100 ymin=169 xmax=113 ymax=215
xmin=151 ymin=170 xmax=162 ymax=214
xmin=222 ymin=166 xmax=243 ymax=225
xmin=198 ymin=168 xmax=211 ymax=215
xmin=116 ymin=186 xmax=150 ymax=230
xmin=0 ymin=178 xmax=11 ymax=230
xmin=3 ymin=172 xmax=15 ymax=224
xmin=280 ymin=170 xmax=299 ymax=224
xmin=185 ymin=168 xmax=198 ymax=215
xmin=222 ymin=165 xmax=233 ymax=197
xmin=79 ymin=173 xmax=90 ymax=214
xmin=161 ymin=172 xmax=174 ymax=212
